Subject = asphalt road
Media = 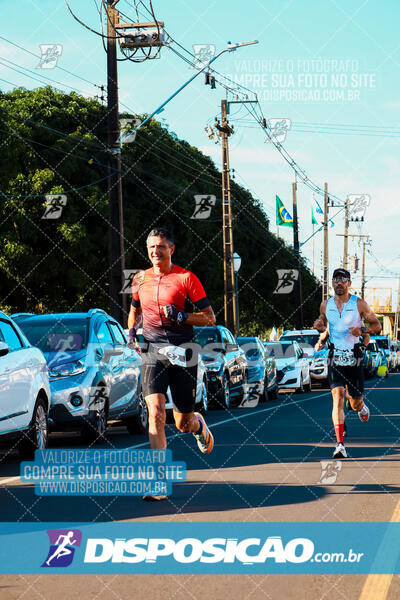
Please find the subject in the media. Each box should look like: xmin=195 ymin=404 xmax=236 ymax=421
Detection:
xmin=0 ymin=373 xmax=399 ymax=599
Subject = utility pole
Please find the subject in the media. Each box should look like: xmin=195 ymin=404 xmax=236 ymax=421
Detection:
xmin=106 ymin=0 xmax=126 ymax=325
xmin=292 ymin=181 xmax=304 ymax=329
xmin=394 ymin=277 xmax=400 ymax=341
xmin=216 ymin=99 xmax=236 ymax=334
xmin=343 ymin=197 xmax=349 ymax=269
xmin=361 ymin=237 xmax=371 ymax=299
xmin=323 ymin=182 xmax=329 ymax=301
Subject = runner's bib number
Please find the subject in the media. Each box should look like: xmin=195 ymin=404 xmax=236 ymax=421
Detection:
xmin=332 ymin=349 xmax=356 ymax=367
xmin=157 ymin=345 xmax=188 ymax=367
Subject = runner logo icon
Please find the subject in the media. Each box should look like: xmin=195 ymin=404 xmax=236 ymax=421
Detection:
xmin=41 ymin=529 xmax=82 ymax=568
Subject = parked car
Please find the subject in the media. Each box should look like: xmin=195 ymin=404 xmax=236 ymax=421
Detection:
xmin=237 ymin=336 xmax=278 ymax=401
xmin=366 ymin=340 xmax=388 ymax=376
xmin=12 ymin=309 xmax=147 ymax=442
xmin=263 ymin=340 xmax=312 ymax=392
xmin=0 ymin=311 xmax=50 ymax=457
xmin=393 ymin=342 xmax=400 ymax=371
xmin=279 ymin=329 xmax=320 ymax=360
xmin=309 ymin=346 xmax=329 ymax=383
xmin=193 ymin=325 xmax=247 ymax=409
xmin=371 ymin=335 xmax=396 ymax=372
xmin=362 ymin=344 xmax=376 ymax=379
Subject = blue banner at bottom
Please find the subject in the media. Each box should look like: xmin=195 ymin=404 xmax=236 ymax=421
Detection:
xmin=0 ymin=522 xmax=399 ymax=574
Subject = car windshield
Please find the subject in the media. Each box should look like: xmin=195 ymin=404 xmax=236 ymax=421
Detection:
xmin=264 ymin=342 xmax=295 ymax=358
xmin=282 ymin=334 xmax=319 ymax=346
xmin=17 ymin=318 xmax=88 ymax=352
xmin=194 ymin=328 xmax=219 ymax=347
xmin=237 ymin=339 xmax=260 ymax=358
xmin=375 ymin=338 xmax=389 ymax=350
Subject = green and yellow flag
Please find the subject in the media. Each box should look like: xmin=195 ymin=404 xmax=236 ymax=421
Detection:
xmin=275 ymin=195 xmax=293 ymax=228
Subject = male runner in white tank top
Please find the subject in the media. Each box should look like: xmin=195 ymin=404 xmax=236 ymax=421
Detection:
xmin=313 ymin=268 xmax=381 ymax=458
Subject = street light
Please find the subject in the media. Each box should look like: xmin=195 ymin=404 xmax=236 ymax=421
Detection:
xmin=120 ymin=40 xmax=259 ymax=143
xmin=233 ymin=252 xmax=241 ymax=337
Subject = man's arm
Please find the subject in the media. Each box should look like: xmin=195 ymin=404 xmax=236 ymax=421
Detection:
xmin=128 ymin=305 xmax=142 ymax=330
xmin=185 ymin=305 xmax=216 ymax=326
xmin=313 ymin=301 xmax=330 ymax=350
xmin=349 ymin=298 xmax=382 ymax=337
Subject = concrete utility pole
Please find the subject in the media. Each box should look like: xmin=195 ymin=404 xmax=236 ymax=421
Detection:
xmin=360 ymin=236 xmax=371 ymax=299
xmin=323 ymin=182 xmax=329 ymax=301
xmin=343 ymin=197 xmax=349 ymax=270
xmin=216 ymin=99 xmax=236 ymax=334
xmin=394 ymin=277 xmax=400 ymax=341
xmin=106 ymin=0 xmax=126 ymax=325
xmin=292 ymin=181 xmax=304 ymax=329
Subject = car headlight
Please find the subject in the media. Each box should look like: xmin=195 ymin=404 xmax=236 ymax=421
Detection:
xmin=49 ymin=360 xmax=86 ymax=378
xmin=204 ymin=361 xmax=222 ymax=372
xmin=282 ymin=365 xmax=295 ymax=372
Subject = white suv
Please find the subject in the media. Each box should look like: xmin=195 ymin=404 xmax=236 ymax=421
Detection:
xmin=0 ymin=312 xmax=50 ymax=457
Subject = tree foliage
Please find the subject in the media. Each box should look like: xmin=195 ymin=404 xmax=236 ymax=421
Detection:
xmin=0 ymin=87 xmax=321 ymax=331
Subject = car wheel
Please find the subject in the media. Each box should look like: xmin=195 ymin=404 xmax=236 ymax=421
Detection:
xmin=219 ymin=373 xmax=230 ymax=409
xmin=268 ymin=384 xmax=278 ymax=400
xmin=19 ymin=397 xmax=48 ymax=458
xmin=296 ymin=375 xmax=304 ymax=394
xmin=260 ymin=377 xmax=269 ymax=402
xmin=82 ymin=401 xmax=108 ymax=444
xmin=199 ymin=378 xmax=209 ymax=414
xmin=126 ymin=393 xmax=149 ymax=435
xmin=304 ymin=376 xmax=312 ymax=392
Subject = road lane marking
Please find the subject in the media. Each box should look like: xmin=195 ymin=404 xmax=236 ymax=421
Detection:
xmin=358 ymin=499 xmax=400 ymax=600
xmin=0 ymin=392 xmax=331 ymax=486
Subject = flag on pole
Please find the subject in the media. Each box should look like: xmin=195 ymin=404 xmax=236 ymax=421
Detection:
xmin=275 ymin=195 xmax=293 ymax=228
xmin=311 ymin=194 xmax=324 ymax=225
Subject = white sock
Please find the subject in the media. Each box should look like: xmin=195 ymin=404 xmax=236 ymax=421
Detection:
xmin=359 ymin=404 xmax=368 ymax=415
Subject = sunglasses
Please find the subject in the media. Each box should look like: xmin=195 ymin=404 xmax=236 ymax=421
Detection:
xmin=332 ymin=276 xmax=350 ymax=283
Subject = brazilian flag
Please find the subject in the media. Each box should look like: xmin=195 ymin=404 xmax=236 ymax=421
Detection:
xmin=276 ymin=195 xmax=293 ymax=228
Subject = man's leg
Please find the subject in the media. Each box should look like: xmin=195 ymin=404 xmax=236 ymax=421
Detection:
xmin=347 ymin=365 xmax=369 ymax=422
xmin=145 ymin=393 xmax=167 ymax=449
xmin=173 ymin=410 xmax=214 ymax=454
xmin=332 ymin=386 xmax=345 ymax=444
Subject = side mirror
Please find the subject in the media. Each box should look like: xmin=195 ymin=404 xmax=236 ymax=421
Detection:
xmin=103 ymin=344 xmax=124 ymax=362
xmin=0 ymin=342 xmax=9 ymax=357
xmin=227 ymin=343 xmax=238 ymax=352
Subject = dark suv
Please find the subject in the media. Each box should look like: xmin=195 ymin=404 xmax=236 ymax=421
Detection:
xmin=193 ymin=325 xmax=247 ymax=409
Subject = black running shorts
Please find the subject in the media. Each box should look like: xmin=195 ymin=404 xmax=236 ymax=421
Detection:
xmin=141 ymin=343 xmax=198 ymax=414
xmin=328 ymin=362 xmax=364 ymax=398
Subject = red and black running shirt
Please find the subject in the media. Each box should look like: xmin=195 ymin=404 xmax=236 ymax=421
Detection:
xmin=131 ymin=265 xmax=211 ymax=344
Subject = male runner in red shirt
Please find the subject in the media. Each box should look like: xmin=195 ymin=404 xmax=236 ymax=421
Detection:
xmin=128 ymin=228 xmax=216 ymax=485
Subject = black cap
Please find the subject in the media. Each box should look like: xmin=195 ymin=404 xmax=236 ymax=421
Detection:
xmin=332 ymin=268 xmax=351 ymax=279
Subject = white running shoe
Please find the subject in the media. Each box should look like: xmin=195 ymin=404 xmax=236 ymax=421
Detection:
xmin=333 ymin=443 xmax=347 ymax=459
xmin=358 ymin=404 xmax=370 ymax=422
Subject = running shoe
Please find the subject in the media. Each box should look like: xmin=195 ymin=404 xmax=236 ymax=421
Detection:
xmin=142 ymin=494 xmax=168 ymax=502
xmin=358 ymin=404 xmax=370 ymax=422
xmin=333 ymin=443 xmax=347 ymax=459
xmin=193 ymin=412 xmax=214 ymax=454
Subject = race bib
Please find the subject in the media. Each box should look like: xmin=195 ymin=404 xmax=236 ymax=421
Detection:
xmin=157 ymin=345 xmax=187 ymax=367
xmin=332 ymin=349 xmax=356 ymax=367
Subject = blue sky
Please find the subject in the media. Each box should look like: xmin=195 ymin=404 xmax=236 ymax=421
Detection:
xmin=1 ymin=0 xmax=399 ymax=312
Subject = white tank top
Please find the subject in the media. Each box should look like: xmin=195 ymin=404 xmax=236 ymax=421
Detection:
xmin=326 ymin=294 xmax=362 ymax=351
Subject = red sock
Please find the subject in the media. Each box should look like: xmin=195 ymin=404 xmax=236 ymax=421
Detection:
xmin=334 ymin=424 xmax=344 ymax=443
